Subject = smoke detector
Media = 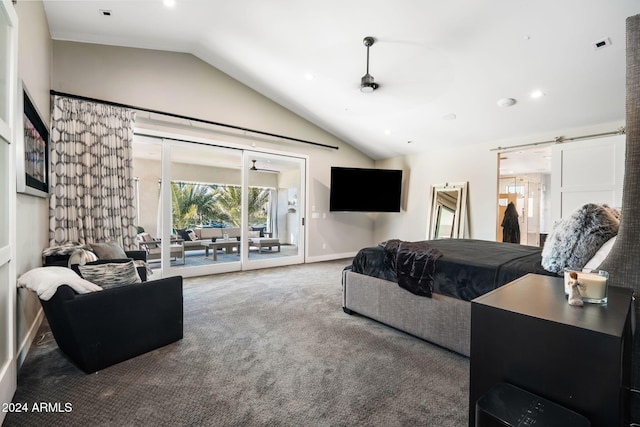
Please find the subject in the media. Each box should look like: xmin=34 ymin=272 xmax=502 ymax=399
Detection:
xmin=592 ymin=37 xmax=612 ymax=50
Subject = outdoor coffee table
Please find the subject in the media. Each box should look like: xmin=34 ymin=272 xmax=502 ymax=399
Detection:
xmin=201 ymin=240 xmax=240 ymax=261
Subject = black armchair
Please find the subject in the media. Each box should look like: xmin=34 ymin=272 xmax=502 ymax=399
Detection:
xmin=39 ymin=275 xmax=183 ymax=374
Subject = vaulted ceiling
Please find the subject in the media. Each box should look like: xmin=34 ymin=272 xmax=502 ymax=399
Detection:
xmin=42 ymin=1 xmax=640 ymax=160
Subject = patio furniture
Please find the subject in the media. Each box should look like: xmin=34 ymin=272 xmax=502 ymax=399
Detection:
xmin=201 ymin=240 xmax=241 ymax=260
xmin=180 ymin=227 xmax=242 ymax=253
xmin=136 ymin=233 xmax=185 ymax=265
xmin=249 ymin=237 xmax=281 ymax=253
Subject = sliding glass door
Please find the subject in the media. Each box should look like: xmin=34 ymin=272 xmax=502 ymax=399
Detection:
xmin=132 ymin=137 xmax=305 ymax=277
xmin=243 ymin=151 xmax=305 ymax=270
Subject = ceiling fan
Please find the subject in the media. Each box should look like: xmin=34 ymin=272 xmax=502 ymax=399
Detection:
xmin=360 ymin=36 xmax=379 ymax=93
xmin=250 ymin=160 xmax=279 ymax=173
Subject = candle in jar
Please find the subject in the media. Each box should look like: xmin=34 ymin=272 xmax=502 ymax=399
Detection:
xmin=577 ymin=273 xmax=607 ymax=300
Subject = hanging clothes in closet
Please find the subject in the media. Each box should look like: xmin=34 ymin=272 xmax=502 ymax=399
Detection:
xmin=501 ymin=202 xmax=520 ymax=244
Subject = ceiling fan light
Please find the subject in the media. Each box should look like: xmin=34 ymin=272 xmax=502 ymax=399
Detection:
xmin=360 ymin=73 xmax=378 ymax=93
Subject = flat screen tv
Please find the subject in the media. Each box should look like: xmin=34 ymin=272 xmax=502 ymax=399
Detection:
xmin=330 ymin=167 xmax=402 ymax=212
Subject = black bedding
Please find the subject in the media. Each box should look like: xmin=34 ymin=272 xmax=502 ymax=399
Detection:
xmin=350 ymin=239 xmax=556 ymax=301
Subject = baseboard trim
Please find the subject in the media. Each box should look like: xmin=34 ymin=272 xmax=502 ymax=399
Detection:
xmin=306 ymin=252 xmax=357 ymax=263
xmin=16 ymin=308 xmax=43 ymax=368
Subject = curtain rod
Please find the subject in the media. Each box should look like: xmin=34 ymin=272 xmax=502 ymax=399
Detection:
xmin=50 ymin=90 xmax=339 ymax=151
xmin=490 ymin=127 xmax=626 ymax=152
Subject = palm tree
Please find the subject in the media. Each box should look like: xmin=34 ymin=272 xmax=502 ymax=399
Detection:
xmin=215 ymin=186 xmax=269 ymax=227
xmin=170 ymin=182 xmax=229 ymax=229
xmin=170 ymin=182 xmax=269 ymax=230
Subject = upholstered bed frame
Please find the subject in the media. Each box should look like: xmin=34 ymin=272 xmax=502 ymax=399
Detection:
xmin=342 ymin=270 xmax=471 ymax=356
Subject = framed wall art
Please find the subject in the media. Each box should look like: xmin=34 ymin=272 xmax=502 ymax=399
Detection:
xmin=17 ymin=81 xmax=49 ymax=197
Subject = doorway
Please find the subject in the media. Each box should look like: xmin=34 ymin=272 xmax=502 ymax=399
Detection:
xmin=132 ymin=136 xmax=306 ymax=278
xmin=497 ymin=148 xmax=552 ymax=247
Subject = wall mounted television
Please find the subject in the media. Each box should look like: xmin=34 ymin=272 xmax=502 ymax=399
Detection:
xmin=330 ymin=167 xmax=402 ymax=212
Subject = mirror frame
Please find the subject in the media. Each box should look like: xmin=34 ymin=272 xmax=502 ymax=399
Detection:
xmin=427 ymin=182 xmax=468 ymax=240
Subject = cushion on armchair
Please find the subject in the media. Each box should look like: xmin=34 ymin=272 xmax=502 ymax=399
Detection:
xmin=78 ymin=259 xmax=142 ymax=289
xmin=90 ymin=241 xmax=128 ymax=259
xmin=67 ymin=249 xmax=98 ymax=268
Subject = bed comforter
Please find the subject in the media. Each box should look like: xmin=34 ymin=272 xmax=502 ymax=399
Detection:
xmin=350 ymin=239 xmax=555 ymax=301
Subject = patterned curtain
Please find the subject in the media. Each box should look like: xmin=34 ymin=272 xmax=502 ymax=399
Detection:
xmin=49 ymin=95 xmax=138 ymax=250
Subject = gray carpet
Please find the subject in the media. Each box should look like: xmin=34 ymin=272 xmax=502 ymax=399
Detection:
xmin=3 ymin=259 xmax=469 ymax=427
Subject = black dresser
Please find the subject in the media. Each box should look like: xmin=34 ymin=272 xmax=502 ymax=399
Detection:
xmin=469 ymin=273 xmax=633 ymax=427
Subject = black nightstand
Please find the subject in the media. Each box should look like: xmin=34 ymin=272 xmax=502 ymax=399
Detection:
xmin=469 ymin=273 xmax=633 ymax=427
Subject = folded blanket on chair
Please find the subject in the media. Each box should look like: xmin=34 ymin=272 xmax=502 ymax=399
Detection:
xmin=17 ymin=267 xmax=103 ymax=300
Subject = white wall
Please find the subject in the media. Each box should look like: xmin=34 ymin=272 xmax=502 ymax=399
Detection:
xmin=14 ymin=0 xmax=50 ymax=367
xmin=374 ymin=142 xmax=498 ymax=243
xmin=52 ymin=41 xmax=375 ymax=260
xmin=374 ymin=122 xmax=625 ymax=245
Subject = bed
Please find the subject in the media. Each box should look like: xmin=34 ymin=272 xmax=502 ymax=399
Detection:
xmin=342 ymin=239 xmax=556 ymax=356
xmin=342 ymin=203 xmax=620 ymax=356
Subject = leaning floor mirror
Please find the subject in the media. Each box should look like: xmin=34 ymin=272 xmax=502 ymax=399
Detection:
xmin=428 ymin=182 xmax=468 ymax=239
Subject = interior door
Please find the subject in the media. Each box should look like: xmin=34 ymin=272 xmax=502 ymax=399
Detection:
xmin=0 ymin=0 xmax=17 ymax=417
xmin=551 ymin=135 xmax=625 ymax=222
xmin=242 ymin=151 xmax=306 ymax=270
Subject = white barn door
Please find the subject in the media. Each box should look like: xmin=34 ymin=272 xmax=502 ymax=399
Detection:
xmin=551 ymin=134 xmax=625 ymax=222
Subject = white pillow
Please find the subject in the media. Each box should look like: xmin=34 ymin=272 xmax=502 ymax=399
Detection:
xmin=17 ymin=267 xmax=103 ymax=301
xmin=248 ymin=230 xmax=261 ymax=238
xmin=583 ymin=236 xmax=616 ymax=270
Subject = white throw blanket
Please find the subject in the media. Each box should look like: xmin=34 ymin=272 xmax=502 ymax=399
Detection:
xmin=17 ymin=267 xmax=103 ymax=301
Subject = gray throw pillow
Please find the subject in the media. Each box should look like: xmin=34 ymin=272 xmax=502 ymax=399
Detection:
xmin=90 ymin=241 xmax=128 ymax=260
xmin=541 ymin=203 xmax=620 ymax=273
xmin=78 ymin=260 xmax=142 ymax=289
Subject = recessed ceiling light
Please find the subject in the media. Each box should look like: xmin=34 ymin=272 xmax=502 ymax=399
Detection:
xmin=442 ymin=113 xmax=457 ymax=120
xmin=531 ymin=90 xmax=545 ymax=99
xmin=163 ymin=0 xmax=176 ymax=8
xmin=304 ymin=73 xmax=314 ymax=81
xmin=497 ymin=98 xmax=517 ymax=108
xmin=384 ymin=129 xmax=391 ymax=135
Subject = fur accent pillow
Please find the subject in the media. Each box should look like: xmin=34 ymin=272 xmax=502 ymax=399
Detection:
xmin=541 ymin=203 xmax=620 ymax=273
xmin=78 ymin=260 xmax=142 ymax=289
